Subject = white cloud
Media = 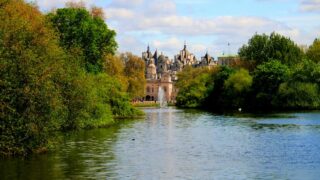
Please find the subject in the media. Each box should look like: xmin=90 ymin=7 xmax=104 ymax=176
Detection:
xmin=32 ymin=0 xmax=94 ymax=11
xmin=300 ymin=0 xmax=320 ymax=13
xmin=105 ymin=8 xmax=135 ymax=19
xmin=104 ymin=0 xmax=318 ymax=57
xmin=152 ymin=37 xmax=180 ymax=50
xmin=109 ymin=0 xmax=144 ymax=8
xmin=32 ymin=0 xmax=320 ymax=57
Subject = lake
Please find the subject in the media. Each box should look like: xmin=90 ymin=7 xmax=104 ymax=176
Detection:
xmin=1 ymin=107 xmax=320 ymax=179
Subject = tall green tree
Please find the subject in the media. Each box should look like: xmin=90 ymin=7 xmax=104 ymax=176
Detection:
xmin=239 ymin=32 xmax=303 ymax=66
xmin=47 ymin=6 xmax=117 ymax=73
xmin=251 ymin=60 xmax=290 ymax=109
xmin=306 ymin=38 xmax=320 ymax=63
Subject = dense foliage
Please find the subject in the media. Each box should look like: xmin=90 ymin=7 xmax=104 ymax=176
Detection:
xmin=121 ymin=53 xmax=146 ymax=99
xmin=103 ymin=53 xmax=146 ymax=100
xmin=0 ymin=0 xmax=142 ymax=156
xmin=176 ymin=33 xmax=320 ymax=112
xmin=176 ymin=66 xmax=214 ymax=107
xmin=306 ymin=38 xmax=320 ymax=63
xmin=47 ymin=6 xmax=117 ymax=73
xmin=239 ymin=32 xmax=303 ymax=66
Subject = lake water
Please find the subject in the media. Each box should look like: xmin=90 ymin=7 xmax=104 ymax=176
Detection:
xmin=1 ymin=107 xmax=320 ymax=179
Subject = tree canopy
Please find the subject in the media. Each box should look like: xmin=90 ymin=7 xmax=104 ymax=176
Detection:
xmin=0 ymin=0 xmax=141 ymax=156
xmin=47 ymin=7 xmax=117 ymax=73
xmin=121 ymin=53 xmax=146 ymax=99
xmin=175 ymin=66 xmax=214 ymax=108
xmin=239 ymin=32 xmax=303 ymax=66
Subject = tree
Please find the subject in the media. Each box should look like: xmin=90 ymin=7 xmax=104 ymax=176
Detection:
xmin=176 ymin=66 xmax=214 ymax=108
xmin=47 ymin=6 xmax=117 ymax=73
xmin=290 ymin=59 xmax=320 ymax=84
xmin=0 ymin=0 xmax=69 ymax=155
xmin=103 ymin=54 xmax=128 ymax=91
xmin=122 ymin=53 xmax=146 ymax=99
xmin=0 ymin=0 xmax=140 ymax=156
xmin=251 ymin=60 xmax=290 ymax=109
xmin=223 ymin=68 xmax=252 ymax=108
xmin=225 ymin=68 xmax=252 ymax=93
xmin=204 ymin=66 xmax=235 ymax=110
xmin=239 ymin=32 xmax=303 ymax=66
xmin=306 ymin=38 xmax=320 ymax=63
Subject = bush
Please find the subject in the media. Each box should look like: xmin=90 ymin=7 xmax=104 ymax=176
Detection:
xmin=276 ymin=82 xmax=320 ymax=109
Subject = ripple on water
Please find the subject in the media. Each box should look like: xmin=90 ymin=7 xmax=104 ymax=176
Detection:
xmin=1 ymin=108 xmax=320 ymax=180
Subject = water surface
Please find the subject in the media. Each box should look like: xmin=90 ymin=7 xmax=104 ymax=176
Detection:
xmin=1 ymin=107 xmax=320 ymax=179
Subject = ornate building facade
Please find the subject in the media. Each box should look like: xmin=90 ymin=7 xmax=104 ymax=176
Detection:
xmin=142 ymin=43 xmax=217 ymax=102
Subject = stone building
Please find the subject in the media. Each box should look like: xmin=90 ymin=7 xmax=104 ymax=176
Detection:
xmin=174 ymin=43 xmax=197 ymax=66
xmin=142 ymin=43 xmax=218 ymax=102
xmin=217 ymin=56 xmax=240 ymax=66
xmin=198 ymin=52 xmax=217 ymax=67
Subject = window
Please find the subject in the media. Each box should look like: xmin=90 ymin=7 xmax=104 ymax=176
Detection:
xmin=147 ymin=87 xmax=150 ymax=93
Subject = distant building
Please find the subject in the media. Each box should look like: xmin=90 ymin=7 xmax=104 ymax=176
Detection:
xmin=199 ymin=52 xmax=217 ymax=67
xmin=217 ymin=56 xmax=240 ymax=66
xmin=142 ymin=43 xmax=231 ymax=102
xmin=174 ymin=43 xmax=197 ymax=66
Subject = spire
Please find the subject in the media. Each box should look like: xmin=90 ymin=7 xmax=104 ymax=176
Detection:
xmin=153 ymin=49 xmax=158 ymax=65
xmin=205 ymin=51 xmax=209 ymax=58
xmin=147 ymin=43 xmax=150 ymax=52
xmin=154 ymin=48 xmax=158 ymax=57
xmin=184 ymin=40 xmax=187 ymax=50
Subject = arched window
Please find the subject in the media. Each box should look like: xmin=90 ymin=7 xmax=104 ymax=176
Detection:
xmin=147 ymin=87 xmax=150 ymax=93
xmin=164 ymin=87 xmax=167 ymax=92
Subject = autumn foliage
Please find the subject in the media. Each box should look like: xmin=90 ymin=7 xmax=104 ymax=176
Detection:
xmin=0 ymin=0 xmax=143 ymax=156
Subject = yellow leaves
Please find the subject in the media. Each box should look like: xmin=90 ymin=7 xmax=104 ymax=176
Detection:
xmin=103 ymin=52 xmax=147 ymax=98
xmin=121 ymin=53 xmax=146 ymax=99
xmin=90 ymin=6 xmax=104 ymax=19
xmin=65 ymin=1 xmax=86 ymax=9
xmin=103 ymin=54 xmax=124 ymax=76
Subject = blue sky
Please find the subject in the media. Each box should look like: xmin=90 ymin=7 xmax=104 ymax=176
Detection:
xmin=34 ymin=0 xmax=319 ymax=59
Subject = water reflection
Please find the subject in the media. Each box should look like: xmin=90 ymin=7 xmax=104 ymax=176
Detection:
xmin=1 ymin=107 xmax=320 ymax=179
